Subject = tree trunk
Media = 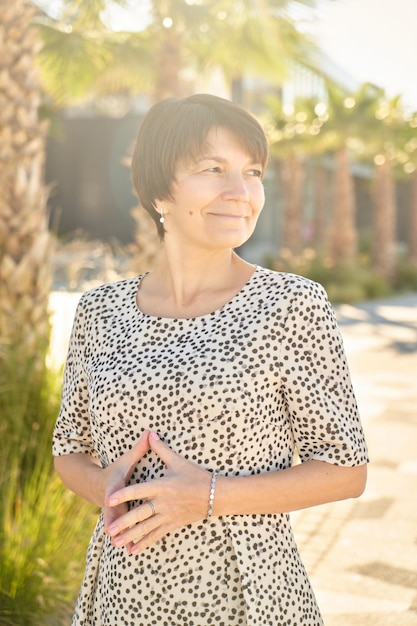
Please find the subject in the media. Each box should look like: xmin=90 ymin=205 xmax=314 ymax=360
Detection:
xmin=231 ymin=77 xmax=243 ymax=104
xmin=0 ymin=0 xmax=53 ymax=365
xmin=280 ymin=153 xmax=304 ymax=256
xmin=408 ymin=171 xmax=417 ymax=265
xmin=328 ymin=145 xmax=357 ymax=264
xmin=371 ymin=157 xmax=396 ymax=279
xmin=313 ymin=163 xmax=327 ymax=252
xmin=152 ymin=30 xmax=184 ymax=103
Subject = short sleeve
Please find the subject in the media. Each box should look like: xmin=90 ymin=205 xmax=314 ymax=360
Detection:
xmin=280 ymin=279 xmax=368 ymax=466
xmin=52 ymin=295 xmax=95 ymax=457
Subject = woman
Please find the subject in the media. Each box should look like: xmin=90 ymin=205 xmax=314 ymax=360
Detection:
xmin=53 ymin=94 xmax=368 ymax=626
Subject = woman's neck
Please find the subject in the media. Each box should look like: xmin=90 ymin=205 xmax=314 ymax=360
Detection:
xmin=137 ymin=250 xmax=255 ymax=318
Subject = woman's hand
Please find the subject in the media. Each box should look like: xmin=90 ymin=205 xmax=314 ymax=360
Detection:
xmin=102 ymin=430 xmax=151 ymax=534
xmin=104 ymin=432 xmax=211 ymax=555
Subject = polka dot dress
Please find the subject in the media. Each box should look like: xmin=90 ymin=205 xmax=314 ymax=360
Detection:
xmin=53 ymin=267 xmax=368 ymax=626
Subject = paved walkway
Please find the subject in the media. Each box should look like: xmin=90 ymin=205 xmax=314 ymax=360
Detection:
xmin=49 ymin=291 xmax=417 ymax=625
xmin=291 ymin=293 xmax=417 ymax=625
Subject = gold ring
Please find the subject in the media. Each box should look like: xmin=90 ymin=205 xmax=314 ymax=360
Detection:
xmin=144 ymin=499 xmax=156 ymax=517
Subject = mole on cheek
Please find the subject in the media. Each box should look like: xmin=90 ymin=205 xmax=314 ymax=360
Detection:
xmin=189 ymin=211 xmax=194 ymax=215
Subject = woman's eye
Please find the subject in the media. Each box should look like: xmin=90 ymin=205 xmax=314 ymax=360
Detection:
xmin=205 ymin=166 xmax=222 ymax=173
xmin=248 ymin=169 xmax=263 ymax=178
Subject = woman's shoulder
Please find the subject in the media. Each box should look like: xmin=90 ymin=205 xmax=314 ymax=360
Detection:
xmin=252 ymin=267 xmax=332 ymax=329
xmin=255 ymin=266 xmax=327 ymax=300
xmin=77 ymin=275 xmax=141 ymax=312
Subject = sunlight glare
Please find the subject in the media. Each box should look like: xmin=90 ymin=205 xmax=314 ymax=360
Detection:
xmin=101 ymin=0 xmax=152 ymax=32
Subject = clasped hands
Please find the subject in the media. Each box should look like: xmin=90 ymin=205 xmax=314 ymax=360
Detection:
xmin=102 ymin=430 xmax=211 ymax=556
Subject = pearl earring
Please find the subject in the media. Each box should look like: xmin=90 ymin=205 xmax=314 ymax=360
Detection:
xmin=159 ymin=207 xmax=165 ymax=224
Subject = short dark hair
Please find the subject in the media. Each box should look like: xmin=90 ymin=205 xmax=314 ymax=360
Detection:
xmin=131 ymin=93 xmax=269 ymax=239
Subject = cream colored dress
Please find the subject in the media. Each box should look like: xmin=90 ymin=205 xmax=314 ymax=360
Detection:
xmin=53 ymin=267 xmax=368 ymax=626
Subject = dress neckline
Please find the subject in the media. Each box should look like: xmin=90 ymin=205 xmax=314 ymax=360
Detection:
xmin=132 ymin=265 xmax=260 ymax=322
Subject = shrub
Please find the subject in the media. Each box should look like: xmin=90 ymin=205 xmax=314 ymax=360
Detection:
xmin=393 ymin=258 xmax=417 ymax=292
xmin=270 ymin=249 xmax=393 ymax=304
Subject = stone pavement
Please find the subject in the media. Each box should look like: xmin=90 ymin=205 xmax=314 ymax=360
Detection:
xmin=291 ymin=293 xmax=417 ymax=625
xmin=49 ymin=290 xmax=417 ymax=625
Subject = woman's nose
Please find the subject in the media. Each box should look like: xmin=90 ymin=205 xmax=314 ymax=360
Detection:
xmin=221 ymin=173 xmax=250 ymax=201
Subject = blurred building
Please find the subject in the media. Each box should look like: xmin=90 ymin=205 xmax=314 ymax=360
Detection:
xmin=45 ymin=58 xmax=410 ymax=265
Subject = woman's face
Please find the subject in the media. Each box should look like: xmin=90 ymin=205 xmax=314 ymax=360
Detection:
xmin=157 ymin=127 xmax=265 ymax=252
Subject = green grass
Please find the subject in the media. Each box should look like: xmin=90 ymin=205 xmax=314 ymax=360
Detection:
xmin=0 ymin=349 xmax=96 ymax=626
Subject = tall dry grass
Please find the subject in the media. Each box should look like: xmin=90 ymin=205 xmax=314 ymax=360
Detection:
xmin=0 ymin=350 xmax=95 ymax=626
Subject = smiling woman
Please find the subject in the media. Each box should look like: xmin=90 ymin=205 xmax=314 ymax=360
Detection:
xmin=150 ymin=126 xmax=265 ymax=257
xmin=53 ymin=94 xmax=369 ymax=626
xmin=131 ymin=93 xmax=269 ymax=241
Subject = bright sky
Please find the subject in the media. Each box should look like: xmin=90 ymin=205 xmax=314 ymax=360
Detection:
xmin=311 ymin=0 xmax=417 ymax=109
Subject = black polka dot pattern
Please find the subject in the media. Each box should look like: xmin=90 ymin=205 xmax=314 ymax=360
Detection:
xmin=53 ymin=267 xmax=368 ymax=626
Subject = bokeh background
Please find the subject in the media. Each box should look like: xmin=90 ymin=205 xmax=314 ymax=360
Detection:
xmin=1 ymin=1 xmax=416 ymax=624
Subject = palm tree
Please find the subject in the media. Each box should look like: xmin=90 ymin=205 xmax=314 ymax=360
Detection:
xmin=409 ymin=169 xmax=417 ymax=265
xmin=330 ymin=143 xmax=356 ymax=263
xmin=369 ymin=95 xmax=408 ymax=280
xmin=0 ymin=0 xmax=53 ymax=366
xmin=35 ymin=2 xmax=154 ymax=107
xmin=192 ymin=0 xmax=321 ymax=104
xmin=371 ymin=155 xmax=396 ymax=279
xmin=319 ymin=82 xmax=383 ymax=265
xmin=397 ymin=110 xmax=417 ymax=266
xmin=267 ymin=96 xmax=327 ymax=255
xmin=36 ymin=0 xmax=324 ymax=106
xmin=33 ymin=0 xmax=329 ymax=268
xmin=311 ymin=156 xmax=329 ymax=251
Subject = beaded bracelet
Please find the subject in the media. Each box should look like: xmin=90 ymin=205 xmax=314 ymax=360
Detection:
xmin=207 ymin=470 xmax=218 ymax=518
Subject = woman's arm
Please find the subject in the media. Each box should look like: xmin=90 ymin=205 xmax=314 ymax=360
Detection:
xmin=214 ymin=458 xmax=367 ymax=516
xmin=105 ymin=432 xmax=367 ymax=555
xmin=54 ymin=430 xmax=151 ymax=508
xmin=54 ymin=453 xmax=106 ymax=507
